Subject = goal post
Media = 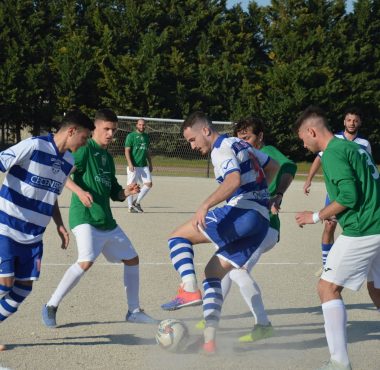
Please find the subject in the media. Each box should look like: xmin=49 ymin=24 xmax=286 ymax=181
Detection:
xmin=110 ymin=116 xmax=232 ymax=177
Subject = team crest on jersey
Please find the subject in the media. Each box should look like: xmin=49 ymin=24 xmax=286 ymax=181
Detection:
xmin=51 ymin=158 xmax=63 ymax=174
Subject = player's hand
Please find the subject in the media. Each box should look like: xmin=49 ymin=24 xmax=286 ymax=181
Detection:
xmin=270 ymin=194 xmax=282 ymax=215
xmin=128 ymin=165 xmax=135 ymax=172
xmin=295 ymin=211 xmax=314 ymax=228
xmin=303 ymin=180 xmax=311 ymax=195
xmin=78 ymin=189 xmax=93 ymax=208
xmin=57 ymin=225 xmax=69 ymax=249
xmin=192 ymin=205 xmax=208 ymax=232
xmin=125 ymin=183 xmax=140 ymax=196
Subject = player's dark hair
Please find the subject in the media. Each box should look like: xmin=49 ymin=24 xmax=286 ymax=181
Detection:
xmin=95 ymin=108 xmax=118 ymax=123
xmin=182 ymin=111 xmax=213 ymax=133
xmin=60 ymin=110 xmax=94 ymax=131
xmin=293 ymin=105 xmax=328 ymax=132
xmin=344 ymin=106 xmax=362 ymax=119
xmin=233 ymin=116 xmax=265 ymax=137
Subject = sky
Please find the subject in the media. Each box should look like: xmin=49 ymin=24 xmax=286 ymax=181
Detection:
xmin=227 ymin=0 xmax=354 ymax=13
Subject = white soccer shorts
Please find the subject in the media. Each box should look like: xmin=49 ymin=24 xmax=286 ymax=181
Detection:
xmin=126 ymin=166 xmax=152 ymax=185
xmin=321 ymin=234 xmax=380 ymax=291
xmin=72 ymin=224 xmax=138 ymax=263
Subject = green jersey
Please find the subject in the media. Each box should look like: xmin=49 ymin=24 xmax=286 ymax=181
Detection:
xmin=69 ymin=139 xmax=123 ymax=231
xmin=322 ymin=137 xmax=380 ymax=237
xmin=261 ymin=145 xmax=297 ymax=231
xmin=124 ymin=131 xmax=150 ymax=167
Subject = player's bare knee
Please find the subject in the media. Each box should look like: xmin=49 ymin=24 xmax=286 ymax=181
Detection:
xmin=15 ymin=279 xmax=33 ymax=287
xmin=78 ymin=261 xmax=93 ymax=271
xmin=317 ymin=279 xmax=342 ymax=302
xmin=0 ymin=277 xmax=14 ymax=288
xmin=123 ymin=255 xmax=139 ymax=266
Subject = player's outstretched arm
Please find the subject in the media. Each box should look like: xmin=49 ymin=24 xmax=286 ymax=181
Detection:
xmin=271 ymin=172 xmax=295 ymax=214
xmin=295 ymin=201 xmax=347 ymax=228
xmin=117 ymin=183 xmax=140 ymax=201
xmin=65 ymin=177 xmax=93 ymax=207
xmin=192 ymin=171 xmax=241 ymax=231
xmin=263 ymin=158 xmax=279 ymax=185
xmin=52 ymin=201 xmax=69 ymax=249
xmin=304 ymin=156 xmax=321 ymax=195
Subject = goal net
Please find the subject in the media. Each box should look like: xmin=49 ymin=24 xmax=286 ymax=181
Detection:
xmin=109 ymin=116 xmax=233 ymax=177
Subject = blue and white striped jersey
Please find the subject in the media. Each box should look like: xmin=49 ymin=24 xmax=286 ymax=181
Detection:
xmin=0 ymin=134 xmax=74 ymax=244
xmin=319 ymin=131 xmax=371 ymax=157
xmin=211 ymin=134 xmax=270 ymax=219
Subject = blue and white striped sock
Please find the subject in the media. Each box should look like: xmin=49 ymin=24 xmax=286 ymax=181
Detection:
xmin=0 ymin=282 xmax=32 ymax=322
xmin=169 ymin=237 xmax=197 ymax=292
xmin=322 ymin=243 xmax=333 ymax=266
xmin=0 ymin=284 xmax=11 ymax=299
xmin=202 ymin=278 xmax=223 ymax=328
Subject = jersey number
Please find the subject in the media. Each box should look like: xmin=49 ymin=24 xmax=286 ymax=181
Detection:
xmin=359 ymin=149 xmax=379 ymax=180
xmin=248 ymin=152 xmax=265 ymax=184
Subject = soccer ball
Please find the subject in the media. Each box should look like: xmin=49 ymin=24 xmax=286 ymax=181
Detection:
xmin=155 ymin=319 xmax=189 ymax=353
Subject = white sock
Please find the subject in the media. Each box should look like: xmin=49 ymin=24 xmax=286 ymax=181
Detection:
xmin=127 ymin=195 xmax=134 ymax=208
xmin=229 ymin=269 xmax=270 ymax=325
xmin=124 ymin=264 xmax=140 ymax=312
xmin=182 ymin=275 xmax=198 ymax=292
xmin=221 ymin=273 xmax=232 ymax=298
xmin=47 ymin=263 xmax=85 ymax=307
xmin=136 ymin=185 xmax=151 ymax=204
xmin=322 ymin=299 xmax=350 ymax=366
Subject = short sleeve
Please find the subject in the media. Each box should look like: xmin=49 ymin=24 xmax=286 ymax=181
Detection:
xmin=125 ymin=133 xmax=133 ymax=148
xmin=213 ymin=146 xmax=240 ymax=179
xmin=72 ymin=145 xmax=89 ymax=174
xmin=0 ymin=138 xmax=36 ymax=172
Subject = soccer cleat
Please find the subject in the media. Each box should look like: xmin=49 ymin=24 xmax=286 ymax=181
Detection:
xmin=238 ymin=323 xmax=274 ymax=343
xmin=126 ymin=308 xmax=158 ymax=324
xmin=202 ymin=340 xmax=216 ymax=355
xmin=316 ymin=359 xmax=352 ymax=370
xmin=128 ymin=206 xmax=138 ymax=213
xmin=195 ymin=319 xmax=206 ymax=330
xmin=161 ymin=286 xmax=202 ymax=311
xmin=42 ymin=305 xmax=58 ymax=328
xmin=132 ymin=201 xmax=144 ymax=213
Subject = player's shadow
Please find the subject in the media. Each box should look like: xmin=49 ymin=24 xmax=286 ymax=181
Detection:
xmin=57 ymin=320 xmax=125 ymax=329
xmin=196 ymin=302 xmax=375 ymax=324
xmin=230 ymin=319 xmax=380 ymax=353
xmin=7 ymin=333 xmax=156 ymax=350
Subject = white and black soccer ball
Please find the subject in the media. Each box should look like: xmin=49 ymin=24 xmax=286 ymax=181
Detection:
xmin=155 ymin=319 xmax=189 ymax=353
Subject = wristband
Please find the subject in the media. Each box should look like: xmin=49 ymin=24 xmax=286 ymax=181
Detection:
xmin=312 ymin=212 xmax=321 ymax=223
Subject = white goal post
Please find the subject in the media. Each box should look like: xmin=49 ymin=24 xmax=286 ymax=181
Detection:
xmin=108 ymin=115 xmax=232 ymax=177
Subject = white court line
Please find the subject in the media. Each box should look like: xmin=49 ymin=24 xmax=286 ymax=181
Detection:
xmin=43 ymin=262 xmax=319 ymax=266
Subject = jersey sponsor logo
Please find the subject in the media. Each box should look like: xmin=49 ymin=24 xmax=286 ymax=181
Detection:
xmin=94 ymin=168 xmax=111 ymax=188
xmin=30 ymin=175 xmax=63 ymax=193
xmin=101 ymin=155 xmax=107 ymax=167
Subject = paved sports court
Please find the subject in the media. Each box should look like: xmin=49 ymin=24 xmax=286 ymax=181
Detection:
xmin=0 ymin=176 xmax=378 ymax=370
